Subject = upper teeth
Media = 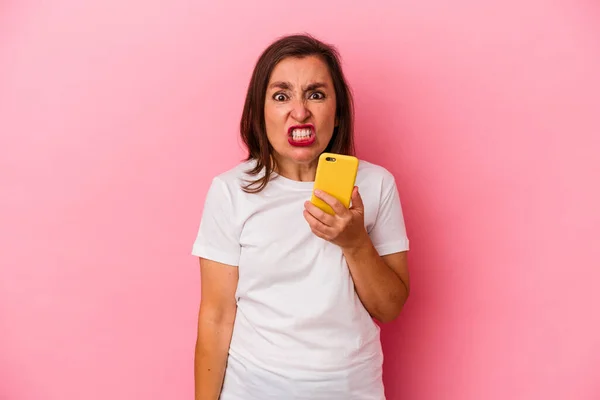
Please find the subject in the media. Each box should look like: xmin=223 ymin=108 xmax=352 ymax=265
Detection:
xmin=292 ymin=128 xmax=311 ymax=138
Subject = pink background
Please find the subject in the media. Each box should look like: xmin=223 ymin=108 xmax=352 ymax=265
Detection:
xmin=1 ymin=1 xmax=599 ymax=399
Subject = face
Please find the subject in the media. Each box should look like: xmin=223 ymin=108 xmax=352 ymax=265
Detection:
xmin=264 ymin=55 xmax=337 ymax=171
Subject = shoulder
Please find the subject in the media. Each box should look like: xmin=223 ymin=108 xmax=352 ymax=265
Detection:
xmin=209 ymin=159 xmax=258 ymax=192
xmin=356 ymin=159 xmax=397 ymax=193
xmin=213 ymin=159 xmax=255 ymax=182
xmin=357 ymin=159 xmax=394 ymax=178
xmin=355 ymin=160 xmax=402 ymax=232
xmin=199 ymin=160 xmax=258 ymax=210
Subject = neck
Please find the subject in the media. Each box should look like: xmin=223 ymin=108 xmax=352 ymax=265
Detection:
xmin=272 ymin=155 xmax=317 ymax=182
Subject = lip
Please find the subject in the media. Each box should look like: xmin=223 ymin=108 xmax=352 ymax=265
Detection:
xmin=287 ymin=124 xmax=316 ymax=147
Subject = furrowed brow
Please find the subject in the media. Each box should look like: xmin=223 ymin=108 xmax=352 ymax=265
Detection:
xmin=269 ymin=81 xmax=291 ymax=90
xmin=304 ymin=82 xmax=328 ymax=91
xmin=268 ymin=81 xmax=329 ymax=91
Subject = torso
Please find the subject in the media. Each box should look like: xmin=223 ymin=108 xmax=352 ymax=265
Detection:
xmin=205 ymin=160 xmax=398 ymax=400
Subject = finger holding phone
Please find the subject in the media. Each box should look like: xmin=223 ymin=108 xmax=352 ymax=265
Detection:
xmin=303 ymin=152 xmax=369 ymax=250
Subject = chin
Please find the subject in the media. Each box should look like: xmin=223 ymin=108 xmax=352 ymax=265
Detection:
xmin=271 ymin=136 xmax=332 ymax=166
xmin=287 ymin=146 xmax=325 ymax=164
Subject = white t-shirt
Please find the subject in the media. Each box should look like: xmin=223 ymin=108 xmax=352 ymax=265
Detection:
xmin=192 ymin=159 xmax=410 ymax=400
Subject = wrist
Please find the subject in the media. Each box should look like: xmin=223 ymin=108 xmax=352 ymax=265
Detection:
xmin=341 ymin=230 xmax=372 ymax=257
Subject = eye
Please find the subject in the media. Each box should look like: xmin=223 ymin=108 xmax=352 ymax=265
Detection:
xmin=309 ymin=91 xmax=325 ymax=100
xmin=273 ymin=93 xmax=288 ymax=102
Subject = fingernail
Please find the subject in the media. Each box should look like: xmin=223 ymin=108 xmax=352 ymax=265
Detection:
xmin=314 ymin=189 xmax=322 ymax=195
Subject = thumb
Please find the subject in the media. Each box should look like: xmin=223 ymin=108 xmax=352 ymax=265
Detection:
xmin=350 ymin=186 xmax=364 ymax=211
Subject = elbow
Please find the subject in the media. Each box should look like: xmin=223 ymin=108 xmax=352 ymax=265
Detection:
xmin=377 ymin=315 xmax=398 ymax=324
xmin=374 ymin=293 xmax=409 ymax=324
xmin=198 ymin=299 xmax=237 ymax=327
xmin=374 ymin=307 xmax=402 ymax=324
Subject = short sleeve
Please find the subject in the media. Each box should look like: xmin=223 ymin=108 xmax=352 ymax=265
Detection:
xmin=368 ymin=177 xmax=410 ymax=256
xmin=191 ymin=178 xmax=241 ymax=266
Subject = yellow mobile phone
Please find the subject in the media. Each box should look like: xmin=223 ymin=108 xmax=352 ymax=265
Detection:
xmin=310 ymin=152 xmax=359 ymax=215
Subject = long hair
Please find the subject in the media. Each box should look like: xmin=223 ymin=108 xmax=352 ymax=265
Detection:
xmin=239 ymin=34 xmax=355 ymax=193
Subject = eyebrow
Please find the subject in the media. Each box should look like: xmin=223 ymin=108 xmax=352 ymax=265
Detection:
xmin=268 ymin=81 xmax=329 ymax=91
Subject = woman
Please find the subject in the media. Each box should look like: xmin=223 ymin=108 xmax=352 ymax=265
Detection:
xmin=192 ymin=34 xmax=410 ymax=400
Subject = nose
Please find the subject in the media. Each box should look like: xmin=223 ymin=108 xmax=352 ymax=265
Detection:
xmin=290 ymin=98 xmax=311 ymax=122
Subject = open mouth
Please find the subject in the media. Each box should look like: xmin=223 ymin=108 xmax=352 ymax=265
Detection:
xmin=288 ymin=124 xmax=316 ymax=147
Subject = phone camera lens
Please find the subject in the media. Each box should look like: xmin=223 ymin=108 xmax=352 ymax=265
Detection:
xmin=325 ymin=157 xmax=336 ymax=162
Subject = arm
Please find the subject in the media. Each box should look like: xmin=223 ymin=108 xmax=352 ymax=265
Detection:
xmin=195 ymin=258 xmax=239 ymax=400
xmin=304 ymin=186 xmax=410 ymax=323
xmin=343 ymin=244 xmax=409 ymax=323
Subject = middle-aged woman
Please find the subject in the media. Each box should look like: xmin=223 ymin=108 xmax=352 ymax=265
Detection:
xmin=192 ymin=34 xmax=410 ymax=400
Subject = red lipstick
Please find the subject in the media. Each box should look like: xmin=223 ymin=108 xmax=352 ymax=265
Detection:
xmin=288 ymin=124 xmax=316 ymax=147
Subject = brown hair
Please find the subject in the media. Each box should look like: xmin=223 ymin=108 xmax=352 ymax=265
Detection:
xmin=240 ymin=33 xmax=355 ymax=193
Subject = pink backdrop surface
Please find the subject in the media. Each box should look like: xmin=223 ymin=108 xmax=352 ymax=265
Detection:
xmin=1 ymin=1 xmax=599 ymax=399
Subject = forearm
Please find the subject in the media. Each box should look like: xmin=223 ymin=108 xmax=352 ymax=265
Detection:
xmin=343 ymin=236 xmax=409 ymax=323
xmin=194 ymin=317 xmax=234 ymax=400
